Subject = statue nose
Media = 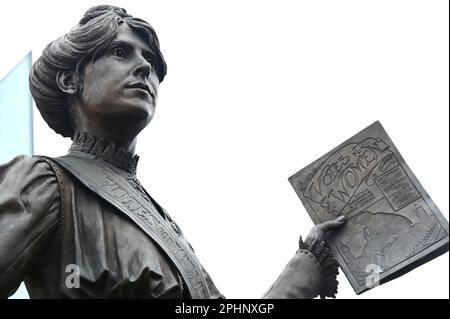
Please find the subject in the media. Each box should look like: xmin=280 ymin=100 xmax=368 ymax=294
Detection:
xmin=133 ymin=56 xmax=152 ymax=79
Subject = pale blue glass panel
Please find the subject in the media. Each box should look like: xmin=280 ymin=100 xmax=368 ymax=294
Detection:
xmin=0 ymin=53 xmax=33 ymax=163
xmin=0 ymin=53 xmax=32 ymax=299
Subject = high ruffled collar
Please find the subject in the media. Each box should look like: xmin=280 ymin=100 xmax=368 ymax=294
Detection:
xmin=70 ymin=130 xmax=139 ymax=175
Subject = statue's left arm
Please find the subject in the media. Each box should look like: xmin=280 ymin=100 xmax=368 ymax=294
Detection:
xmin=263 ymin=216 xmax=345 ymax=299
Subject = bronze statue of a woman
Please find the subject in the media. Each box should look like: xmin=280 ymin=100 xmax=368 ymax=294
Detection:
xmin=0 ymin=5 xmax=345 ymax=298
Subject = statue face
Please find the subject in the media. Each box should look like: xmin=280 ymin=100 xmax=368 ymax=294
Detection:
xmin=76 ymin=23 xmax=159 ymax=128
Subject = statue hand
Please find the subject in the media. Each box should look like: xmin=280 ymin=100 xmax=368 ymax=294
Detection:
xmin=298 ymin=215 xmax=346 ymax=299
xmin=304 ymin=215 xmax=346 ymax=246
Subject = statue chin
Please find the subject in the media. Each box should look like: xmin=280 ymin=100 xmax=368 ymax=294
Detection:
xmin=106 ymin=101 xmax=156 ymax=130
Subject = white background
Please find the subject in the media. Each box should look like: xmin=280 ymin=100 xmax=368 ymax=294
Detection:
xmin=3 ymin=0 xmax=449 ymax=298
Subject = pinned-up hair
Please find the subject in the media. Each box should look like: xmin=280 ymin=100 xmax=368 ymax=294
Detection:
xmin=29 ymin=5 xmax=167 ymax=138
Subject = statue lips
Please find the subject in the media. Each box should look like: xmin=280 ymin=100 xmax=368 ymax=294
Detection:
xmin=126 ymin=82 xmax=154 ymax=99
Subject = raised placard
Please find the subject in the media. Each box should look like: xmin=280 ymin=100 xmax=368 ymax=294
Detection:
xmin=289 ymin=121 xmax=449 ymax=294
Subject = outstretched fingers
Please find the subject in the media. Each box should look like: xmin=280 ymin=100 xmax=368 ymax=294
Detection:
xmin=318 ymin=215 xmax=346 ymax=233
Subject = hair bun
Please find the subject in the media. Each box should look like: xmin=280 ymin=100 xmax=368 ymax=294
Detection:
xmin=79 ymin=5 xmax=129 ymax=25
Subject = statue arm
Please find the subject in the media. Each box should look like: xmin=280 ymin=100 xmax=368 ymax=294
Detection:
xmin=263 ymin=249 xmax=324 ymax=298
xmin=0 ymin=156 xmax=60 ymax=298
xmin=263 ymin=216 xmax=345 ymax=299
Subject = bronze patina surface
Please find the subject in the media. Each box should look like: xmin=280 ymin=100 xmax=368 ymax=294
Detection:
xmin=0 ymin=4 xmax=345 ymax=299
xmin=289 ymin=121 xmax=449 ymax=294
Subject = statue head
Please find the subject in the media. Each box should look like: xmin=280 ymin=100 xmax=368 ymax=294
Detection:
xmin=29 ymin=5 xmax=167 ymax=138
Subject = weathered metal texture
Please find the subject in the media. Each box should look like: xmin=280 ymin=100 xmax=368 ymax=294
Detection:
xmin=289 ymin=121 xmax=449 ymax=294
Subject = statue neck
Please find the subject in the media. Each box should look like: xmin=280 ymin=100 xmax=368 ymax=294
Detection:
xmin=69 ymin=130 xmax=140 ymax=175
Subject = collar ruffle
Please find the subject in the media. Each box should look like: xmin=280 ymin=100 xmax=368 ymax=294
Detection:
xmin=70 ymin=130 xmax=139 ymax=175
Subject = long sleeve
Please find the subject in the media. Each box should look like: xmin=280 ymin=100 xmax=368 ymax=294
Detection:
xmin=263 ymin=236 xmax=340 ymax=299
xmin=263 ymin=249 xmax=323 ymax=299
xmin=0 ymin=155 xmax=60 ymax=297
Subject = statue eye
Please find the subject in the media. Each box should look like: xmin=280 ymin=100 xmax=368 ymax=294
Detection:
xmin=112 ymin=48 xmax=126 ymax=58
xmin=146 ymin=58 xmax=154 ymax=66
xmin=144 ymin=55 xmax=155 ymax=68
